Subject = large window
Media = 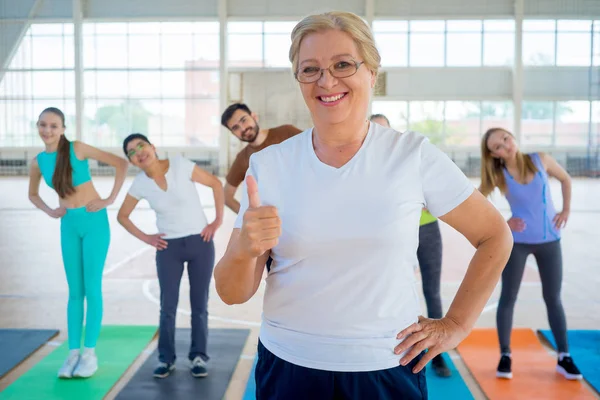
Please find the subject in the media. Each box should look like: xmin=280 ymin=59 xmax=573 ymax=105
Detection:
xmin=372 ymin=100 xmax=514 ymax=146
xmin=372 ymin=21 xmax=408 ymax=67
xmin=83 ymin=22 xmax=220 ymax=147
xmin=0 ymin=24 xmax=75 ymax=147
xmin=227 ymin=21 xmax=297 ymax=68
xmin=523 ymin=19 xmax=596 ymax=66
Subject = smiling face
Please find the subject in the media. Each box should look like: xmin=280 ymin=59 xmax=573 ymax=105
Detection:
xmin=37 ymin=111 xmax=65 ymax=147
xmin=486 ymin=129 xmax=518 ymax=161
xmin=225 ymin=109 xmax=260 ymax=143
xmin=125 ymin=138 xmax=157 ymax=169
xmin=296 ymin=29 xmax=376 ymax=128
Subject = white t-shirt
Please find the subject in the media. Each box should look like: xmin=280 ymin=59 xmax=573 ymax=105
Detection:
xmin=128 ymin=155 xmax=209 ymax=239
xmin=234 ymin=123 xmax=474 ymax=372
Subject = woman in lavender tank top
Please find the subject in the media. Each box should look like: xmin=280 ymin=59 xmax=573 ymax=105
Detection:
xmin=479 ymin=128 xmax=582 ymax=381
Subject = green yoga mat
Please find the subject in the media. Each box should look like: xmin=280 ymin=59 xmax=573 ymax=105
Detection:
xmin=0 ymin=325 xmax=157 ymax=400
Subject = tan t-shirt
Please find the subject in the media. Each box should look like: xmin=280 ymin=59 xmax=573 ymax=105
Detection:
xmin=226 ymin=125 xmax=303 ymax=187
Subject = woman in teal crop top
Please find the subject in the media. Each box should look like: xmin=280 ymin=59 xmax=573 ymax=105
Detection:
xmin=28 ymin=107 xmax=128 ymax=379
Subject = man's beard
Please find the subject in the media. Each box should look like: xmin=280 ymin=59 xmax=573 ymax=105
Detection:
xmin=240 ymin=124 xmax=259 ymax=143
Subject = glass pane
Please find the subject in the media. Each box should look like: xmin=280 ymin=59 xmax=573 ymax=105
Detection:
xmin=31 ymin=24 xmax=65 ymax=35
xmin=594 ymin=32 xmax=600 ymax=66
xmin=94 ymin=23 xmax=128 ymax=34
xmin=228 ymin=34 xmax=263 ymax=67
xmin=409 ymin=101 xmax=445 ymax=144
xmin=160 ymin=22 xmax=193 ymax=34
xmin=264 ymin=34 xmax=292 ymax=67
xmin=129 ymin=71 xmax=161 ymax=98
xmin=63 ymin=35 xmax=74 ymax=68
xmin=93 ymin=71 xmax=129 ymax=98
xmin=161 ymin=71 xmax=186 ymax=98
xmin=84 ymin=99 xmax=153 ymax=146
xmin=161 ymin=35 xmax=194 ymax=68
xmin=264 ymin=21 xmax=297 ymax=34
xmin=228 ymin=22 xmax=262 ymax=34
xmin=555 ymin=101 xmax=590 ymax=146
xmin=557 ymin=20 xmax=592 ymax=32
xmin=8 ymin=35 xmax=33 ymax=69
xmin=84 ymin=71 xmax=97 ymax=97
xmin=556 ymin=33 xmax=591 ymax=66
xmin=481 ymin=101 xmax=514 ymax=134
xmin=129 ymin=34 xmax=161 ymax=68
xmin=484 ymin=33 xmax=514 ymax=66
xmin=484 ymin=20 xmax=515 ymax=32
xmin=0 ymin=100 xmax=35 ymax=146
xmin=446 ymin=33 xmax=481 ymax=66
xmin=95 ymin=36 xmax=129 ymax=68
xmin=192 ymin=22 xmax=219 ymax=34
xmin=445 ymin=101 xmax=481 ymax=146
xmin=0 ymin=72 xmax=33 ymax=98
xmin=372 ymin=21 xmax=409 ymax=32
xmin=410 ymin=21 xmax=445 ymax=32
xmin=522 ymin=101 xmax=553 ymax=146
xmin=153 ymin=99 xmax=183 ymax=146
xmin=523 ymin=20 xmax=556 ymax=32
xmin=186 ymin=99 xmax=220 ymax=146
xmin=83 ymin=36 xmax=96 ymax=68
xmin=375 ymin=33 xmax=408 ymax=66
xmin=446 ymin=20 xmax=482 ymax=32
xmin=31 ymin=72 xmax=70 ymax=98
xmin=410 ymin=34 xmax=444 ymax=66
xmin=186 ymin=70 xmax=220 ymax=98
xmin=32 ymin=36 xmax=66 ymax=68
xmin=370 ymin=101 xmax=408 ymax=132
xmin=193 ymin=33 xmax=220 ymax=61
xmin=128 ymin=23 xmax=161 ymax=34
xmin=523 ymin=33 xmax=555 ymax=65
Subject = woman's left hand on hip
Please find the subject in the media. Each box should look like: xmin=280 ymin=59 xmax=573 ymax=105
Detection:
xmin=393 ymin=315 xmax=467 ymax=373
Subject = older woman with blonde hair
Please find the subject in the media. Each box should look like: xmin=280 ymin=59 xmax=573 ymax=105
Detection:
xmin=215 ymin=11 xmax=513 ymax=399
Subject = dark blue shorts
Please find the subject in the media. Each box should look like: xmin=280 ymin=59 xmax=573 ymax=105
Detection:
xmin=255 ymin=340 xmax=428 ymax=400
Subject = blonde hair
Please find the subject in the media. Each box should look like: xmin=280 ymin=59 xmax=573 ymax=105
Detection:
xmin=289 ymin=11 xmax=381 ymax=78
xmin=479 ymin=128 xmax=538 ymax=197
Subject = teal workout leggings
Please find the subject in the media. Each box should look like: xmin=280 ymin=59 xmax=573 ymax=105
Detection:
xmin=60 ymin=207 xmax=110 ymax=349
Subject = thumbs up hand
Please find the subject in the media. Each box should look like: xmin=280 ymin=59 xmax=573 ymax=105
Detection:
xmin=239 ymin=175 xmax=282 ymax=258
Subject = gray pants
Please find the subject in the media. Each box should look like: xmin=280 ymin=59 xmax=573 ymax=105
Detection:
xmin=496 ymin=239 xmax=568 ymax=354
xmin=156 ymin=234 xmax=215 ymax=364
xmin=417 ymin=221 xmax=443 ymax=320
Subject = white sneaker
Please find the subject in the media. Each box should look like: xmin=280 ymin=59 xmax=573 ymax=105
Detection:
xmin=73 ymin=351 xmax=98 ymax=378
xmin=58 ymin=352 xmax=80 ymax=379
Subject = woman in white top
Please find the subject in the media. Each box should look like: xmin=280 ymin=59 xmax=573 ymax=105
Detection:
xmin=117 ymin=133 xmax=224 ymax=379
xmin=214 ymin=11 xmax=513 ymax=400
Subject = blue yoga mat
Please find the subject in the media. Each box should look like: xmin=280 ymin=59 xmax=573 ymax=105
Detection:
xmin=539 ymin=329 xmax=600 ymax=394
xmin=242 ymin=352 xmax=473 ymax=400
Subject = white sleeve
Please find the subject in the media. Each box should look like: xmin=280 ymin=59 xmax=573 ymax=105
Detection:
xmin=127 ymin=176 xmax=144 ymax=200
xmin=420 ymin=139 xmax=474 ymax=217
xmin=233 ymin=155 xmax=257 ymax=229
xmin=176 ymin=156 xmax=196 ymax=180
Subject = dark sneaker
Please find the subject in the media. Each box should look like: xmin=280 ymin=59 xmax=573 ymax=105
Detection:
xmin=191 ymin=357 xmax=208 ymax=378
xmin=496 ymin=355 xmax=512 ymax=379
xmin=153 ymin=362 xmax=175 ymax=378
xmin=557 ymin=356 xmax=582 ymax=380
xmin=431 ymin=354 xmax=452 ymax=377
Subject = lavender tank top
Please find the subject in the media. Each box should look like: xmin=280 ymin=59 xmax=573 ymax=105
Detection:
xmin=502 ymin=153 xmax=560 ymax=244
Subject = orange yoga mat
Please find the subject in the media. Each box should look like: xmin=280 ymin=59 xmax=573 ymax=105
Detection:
xmin=457 ymin=328 xmax=595 ymax=400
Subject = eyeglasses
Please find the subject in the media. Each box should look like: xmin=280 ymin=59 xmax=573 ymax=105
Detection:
xmin=127 ymin=142 xmax=146 ymax=158
xmin=294 ymin=60 xmax=364 ymax=84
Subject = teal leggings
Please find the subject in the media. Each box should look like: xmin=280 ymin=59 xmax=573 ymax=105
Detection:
xmin=60 ymin=207 xmax=110 ymax=349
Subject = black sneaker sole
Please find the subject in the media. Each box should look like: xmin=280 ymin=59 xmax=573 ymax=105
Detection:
xmin=191 ymin=371 xmax=208 ymax=378
xmin=557 ymin=365 xmax=582 ymax=380
xmin=153 ymin=367 xmax=175 ymax=379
